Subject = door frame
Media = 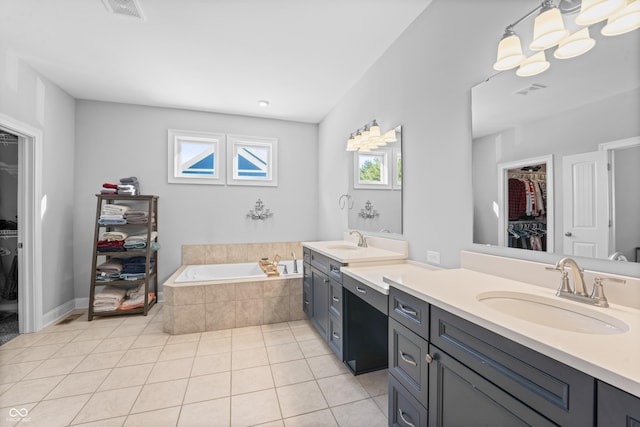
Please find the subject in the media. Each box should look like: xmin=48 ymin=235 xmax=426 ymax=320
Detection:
xmin=497 ymin=155 xmax=554 ymax=252
xmin=0 ymin=113 xmax=43 ymax=333
xmin=598 ymin=136 xmax=640 ymax=257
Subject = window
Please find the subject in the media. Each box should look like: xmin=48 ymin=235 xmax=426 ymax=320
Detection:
xmin=227 ymin=135 xmax=278 ymax=186
xmin=168 ymin=129 xmax=225 ymax=185
xmin=354 ymin=149 xmax=391 ymax=189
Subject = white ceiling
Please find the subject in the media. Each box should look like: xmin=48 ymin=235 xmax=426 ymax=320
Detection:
xmin=0 ymin=0 xmax=433 ymax=123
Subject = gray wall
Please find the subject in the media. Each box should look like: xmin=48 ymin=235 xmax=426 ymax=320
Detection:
xmin=73 ymin=101 xmax=318 ymax=299
xmin=318 ymin=0 xmax=640 ymax=277
xmin=0 ymin=42 xmax=77 ymax=313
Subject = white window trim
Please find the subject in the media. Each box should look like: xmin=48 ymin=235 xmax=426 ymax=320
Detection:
xmin=167 ymin=129 xmax=225 ymax=185
xmin=354 ymin=148 xmax=392 ymax=190
xmin=227 ymin=134 xmax=278 ymax=187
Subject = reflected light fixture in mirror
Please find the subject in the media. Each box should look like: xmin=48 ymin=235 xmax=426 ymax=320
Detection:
xmin=493 ymin=0 xmax=638 ymax=77
xmin=346 ymin=120 xmax=397 ymax=152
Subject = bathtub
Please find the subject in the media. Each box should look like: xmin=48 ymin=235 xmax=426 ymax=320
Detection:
xmin=174 ymin=259 xmax=303 ymax=283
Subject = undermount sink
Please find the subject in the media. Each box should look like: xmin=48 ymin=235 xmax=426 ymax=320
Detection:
xmin=326 ymin=244 xmax=362 ymax=251
xmin=477 ymin=291 xmax=629 ymax=335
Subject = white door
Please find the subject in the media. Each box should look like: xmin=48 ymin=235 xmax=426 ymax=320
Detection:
xmin=562 ymin=151 xmax=609 ymax=259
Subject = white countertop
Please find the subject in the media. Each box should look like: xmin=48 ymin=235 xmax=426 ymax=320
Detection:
xmin=383 ymin=268 xmax=640 ymax=398
xmin=303 ymin=240 xmax=407 ymax=264
xmin=342 ymin=261 xmax=439 ymax=295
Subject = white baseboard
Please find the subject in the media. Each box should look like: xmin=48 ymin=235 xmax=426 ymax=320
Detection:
xmin=42 ymin=299 xmax=77 ymax=329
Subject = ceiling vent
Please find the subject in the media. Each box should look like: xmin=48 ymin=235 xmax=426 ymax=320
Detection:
xmin=102 ymin=0 xmax=145 ymax=20
xmin=514 ymin=83 xmax=547 ymax=96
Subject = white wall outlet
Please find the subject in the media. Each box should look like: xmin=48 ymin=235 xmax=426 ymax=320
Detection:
xmin=427 ymin=250 xmax=441 ymax=265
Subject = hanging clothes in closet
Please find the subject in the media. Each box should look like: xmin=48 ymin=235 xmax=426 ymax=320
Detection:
xmin=506 ymin=164 xmax=548 ymax=251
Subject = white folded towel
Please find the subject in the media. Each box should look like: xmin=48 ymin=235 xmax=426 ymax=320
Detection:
xmin=125 ymin=232 xmax=158 ymax=242
xmin=102 ymin=204 xmax=131 ymax=214
xmin=101 ymin=231 xmax=129 ymax=241
xmin=94 ymin=286 xmax=127 ymax=302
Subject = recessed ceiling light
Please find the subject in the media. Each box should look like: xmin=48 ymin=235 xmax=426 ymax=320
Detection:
xmin=258 ymin=100 xmax=270 ymax=108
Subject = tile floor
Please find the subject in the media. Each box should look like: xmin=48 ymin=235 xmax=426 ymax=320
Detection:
xmin=0 ymin=304 xmax=389 ymax=427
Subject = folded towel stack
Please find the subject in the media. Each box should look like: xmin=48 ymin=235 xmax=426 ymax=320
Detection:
xmin=97 ymin=240 xmax=125 ymax=252
xmin=93 ymin=286 xmax=127 ymax=312
xmin=119 ymin=292 xmax=156 ymax=310
xmin=98 ymin=204 xmax=131 ymax=225
xmin=123 ymin=232 xmax=159 ymax=250
xmin=101 ymin=182 xmax=118 ymax=194
xmin=120 ymin=256 xmax=155 ymax=280
xmin=124 ymin=210 xmax=148 ymax=224
xmin=119 ymin=177 xmax=140 ymax=195
xmin=101 ymin=231 xmax=129 ymax=241
xmin=96 ymin=259 xmax=123 ymax=282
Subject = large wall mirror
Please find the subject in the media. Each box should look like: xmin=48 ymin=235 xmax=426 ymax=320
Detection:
xmin=348 ymin=125 xmax=402 ymax=234
xmin=472 ymin=22 xmax=639 ymax=264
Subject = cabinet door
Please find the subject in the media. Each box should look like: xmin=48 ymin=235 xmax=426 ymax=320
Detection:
xmin=597 ymin=381 xmax=640 ymax=427
xmin=428 ymin=347 xmax=556 ymax=427
xmin=311 ymin=267 xmax=329 ymax=339
xmin=389 ymin=318 xmax=429 ymax=404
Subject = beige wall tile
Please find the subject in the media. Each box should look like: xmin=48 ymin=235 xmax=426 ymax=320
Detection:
xmin=264 ymin=280 xmax=289 ymax=298
xmin=269 ymin=242 xmax=287 ymax=259
xmin=247 ymin=243 xmax=270 ymax=262
xmin=236 ymin=282 xmax=263 ymax=300
xmin=227 ymin=244 xmax=248 ymax=263
xmin=289 ymin=278 xmax=303 ymax=296
xmin=287 ymin=242 xmax=303 ymax=260
xmin=205 ymin=301 xmax=236 ymax=331
xmin=205 ymin=282 xmax=236 ymax=303
xmin=182 ymin=245 xmax=205 ymax=265
xmin=235 ymin=299 xmax=263 ymax=328
xmin=162 ymin=304 xmax=175 ymax=334
xmin=289 ymin=294 xmax=306 ymax=321
xmin=205 ymin=244 xmax=227 ymax=264
xmin=263 ymin=296 xmax=290 ymax=324
xmin=173 ymin=304 xmax=205 ymax=334
xmin=173 ymin=285 xmax=205 ymax=306
xmin=163 ymin=286 xmax=174 ymax=306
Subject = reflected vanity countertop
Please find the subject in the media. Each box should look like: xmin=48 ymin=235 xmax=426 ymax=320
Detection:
xmin=383 ymin=268 xmax=640 ymax=398
xmin=342 ymin=261 xmax=440 ymax=295
xmin=302 ymin=240 xmax=408 ymax=264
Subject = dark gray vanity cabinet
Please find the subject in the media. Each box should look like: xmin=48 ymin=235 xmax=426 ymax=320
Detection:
xmin=597 ymin=381 xmax=640 ymax=426
xmin=388 ymin=287 xmax=596 ymax=427
xmin=304 ymin=249 xmax=345 ymax=359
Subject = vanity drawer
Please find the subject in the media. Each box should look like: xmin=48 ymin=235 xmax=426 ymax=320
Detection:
xmin=389 ymin=318 xmax=429 ymax=405
xmin=309 ymin=250 xmax=343 ymax=282
xmin=389 ymin=287 xmax=430 ymax=339
xmin=328 ymin=312 xmax=343 ymax=359
xmin=389 ymin=373 xmax=428 ymax=427
xmin=343 ymin=274 xmax=388 ymax=315
xmin=329 ymin=279 xmax=342 ymax=318
xmin=430 ymin=305 xmax=593 ymax=427
xmin=302 ymin=247 xmax=311 ymax=264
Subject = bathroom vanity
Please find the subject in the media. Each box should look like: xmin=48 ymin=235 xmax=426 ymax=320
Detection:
xmin=384 ymin=257 xmax=640 ymax=427
xmin=302 ymin=236 xmax=408 ymax=374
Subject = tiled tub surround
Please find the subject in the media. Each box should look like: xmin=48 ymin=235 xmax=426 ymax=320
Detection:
xmin=163 ymin=242 xmax=305 ymax=335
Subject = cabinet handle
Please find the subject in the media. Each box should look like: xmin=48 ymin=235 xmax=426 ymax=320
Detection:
xmin=304 ymin=301 xmax=309 ymax=305
xmin=400 ymin=352 xmax=418 ymax=367
xmin=323 ymin=278 xmax=330 ymax=283
xmin=425 ymin=353 xmax=433 ymax=364
xmin=332 ymin=296 xmax=340 ymax=302
xmin=332 ymin=332 xmax=340 ymax=340
xmin=398 ymin=409 xmax=416 ymax=427
xmin=398 ymin=303 xmax=418 ymax=317
xmin=356 ymin=286 xmax=367 ymax=294
xmin=330 ymin=266 xmax=340 ymax=274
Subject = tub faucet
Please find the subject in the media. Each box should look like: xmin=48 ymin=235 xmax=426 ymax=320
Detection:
xmin=349 ymin=230 xmax=368 ymax=248
xmin=291 ymin=251 xmax=298 ymax=274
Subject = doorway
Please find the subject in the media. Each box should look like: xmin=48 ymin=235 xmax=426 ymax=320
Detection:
xmin=0 ymin=113 xmax=43 ymax=337
xmin=0 ymin=130 xmax=18 ymax=344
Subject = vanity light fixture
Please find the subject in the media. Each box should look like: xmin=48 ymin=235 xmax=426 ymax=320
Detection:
xmin=493 ymin=0 xmax=639 ymax=77
xmin=601 ymin=0 xmax=640 ymax=35
xmin=346 ymin=120 xmax=397 ymax=152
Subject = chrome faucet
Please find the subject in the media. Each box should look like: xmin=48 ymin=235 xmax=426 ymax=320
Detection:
xmin=555 ymin=257 xmax=588 ymax=297
xmin=291 ymin=251 xmax=298 ymax=274
xmin=349 ymin=230 xmax=368 ymax=248
xmin=546 ymin=257 xmax=626 ymax=308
